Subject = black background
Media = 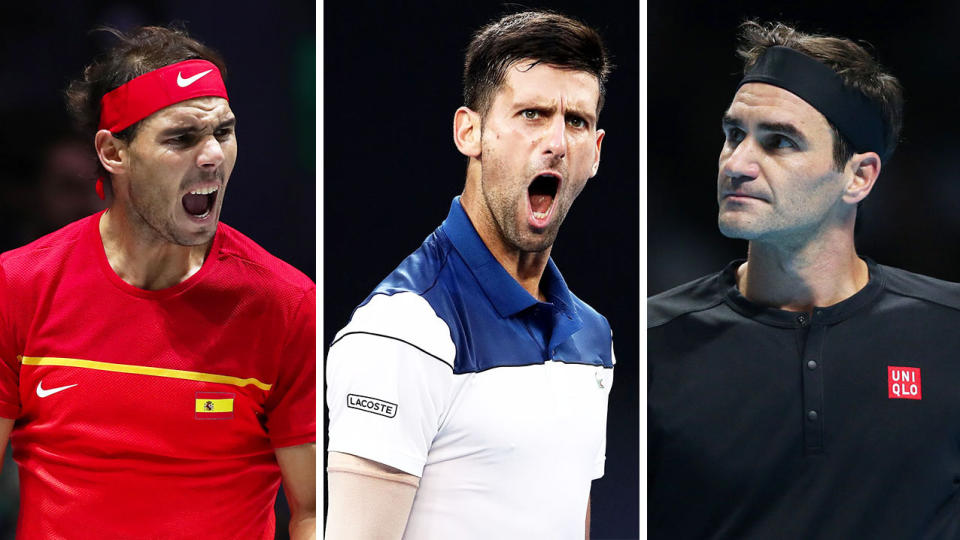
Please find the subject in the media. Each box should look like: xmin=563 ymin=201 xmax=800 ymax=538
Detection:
xmin=650 ymin=0 xmax=960 ymax=295
xmin=324 ymin=1 xmax=640 ymax=537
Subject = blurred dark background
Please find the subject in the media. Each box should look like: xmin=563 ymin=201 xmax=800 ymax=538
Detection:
xmin=0 ymin=1 xmax=314 ymax=538
xmin=324 ymin=1 xmax=639 ymax=538
xmin=650 ymin=1 xmax=960 ymax=295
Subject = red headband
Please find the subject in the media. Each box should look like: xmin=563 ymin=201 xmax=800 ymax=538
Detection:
xmin=98 ymin=59 xmax=229 ymax=133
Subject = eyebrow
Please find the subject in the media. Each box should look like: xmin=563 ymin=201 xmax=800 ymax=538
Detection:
xmin=721 ymin=114 xmax=807 ymax=145
xmin=518 ymin=101 xmax=597 ymax=125
xmin=157 ymin=117 xmax=236 ymax=137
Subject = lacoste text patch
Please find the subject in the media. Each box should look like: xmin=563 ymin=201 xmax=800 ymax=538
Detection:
xmin=347 ymin=394 xmax=397 ymax=418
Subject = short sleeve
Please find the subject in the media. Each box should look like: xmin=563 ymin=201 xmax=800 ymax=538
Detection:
xmin=326 ymin=292 xmax=456 ymax=477
xmin=0 ymin=264 xmax=20 ymax=419
xmin=264 ymin=285 xmax=316 ymax=448
xmin=592 ymin=337 xmax=616 ymax=479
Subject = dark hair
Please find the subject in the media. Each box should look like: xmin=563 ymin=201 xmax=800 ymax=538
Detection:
xmin=66 ymin=25 xmax=227 ymax=144
xmin=463 ymin=11 xmax=611 ymax=118
xmin=737 ymin=20 xmax=904 ymax=169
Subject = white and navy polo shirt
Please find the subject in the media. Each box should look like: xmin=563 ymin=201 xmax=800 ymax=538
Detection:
xmin=327 ymin=197 xmax=615 ymax=540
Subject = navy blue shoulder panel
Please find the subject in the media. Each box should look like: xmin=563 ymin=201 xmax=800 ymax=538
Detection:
xmin=566 ymin=290 xmax=614 ymax=368
xmin=357 ymin=228 xmax=612 ymax=374
xmin=359 ymin=230 xmax=452 ymax=303
xmin=648 ymin=271 xmax=726 ymax=329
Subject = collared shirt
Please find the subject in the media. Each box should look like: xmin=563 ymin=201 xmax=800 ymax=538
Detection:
xmin=648 ymin=258 xmax=960 ymax=540
xmin=328 ymin=197 xmax=614 ymax=540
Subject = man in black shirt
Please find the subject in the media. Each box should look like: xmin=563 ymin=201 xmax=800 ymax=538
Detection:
xmin=649 ymin=21 xmax=960 ymax=539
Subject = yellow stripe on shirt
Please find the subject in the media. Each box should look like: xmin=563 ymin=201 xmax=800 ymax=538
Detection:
xmin=20 ymin=356 xmax=272 ymax=391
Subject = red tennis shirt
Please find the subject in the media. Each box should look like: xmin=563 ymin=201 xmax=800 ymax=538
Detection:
xmin=0 ymin=212 xmax=316 ymax=539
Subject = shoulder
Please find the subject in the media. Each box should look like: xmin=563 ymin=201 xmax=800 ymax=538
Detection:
xmin=369 ymin=229 xmax=455 ymax=298
xmin=569 ymin=290 xmax=613 ymax=338
xmin=332 ymin=291 xmax=456 ymax=368
xmin=331 ymin=231 xmax=457 ymax=368
xmin=878 ymin=263 xmax=960 ymax=312
xmin=214 ymin=222 xmax=315 ymax=298
xmin=0 ymin=215 xmax=92 ymax=285
xmin=647 ymin=270 xmax=726 ymax=329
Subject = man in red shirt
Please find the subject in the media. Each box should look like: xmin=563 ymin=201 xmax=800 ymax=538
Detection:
xmin=0 ymin=26 xmax=315 ymax=539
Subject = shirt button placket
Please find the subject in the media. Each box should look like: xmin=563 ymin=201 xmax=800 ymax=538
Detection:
xmin=800 ymin=311 xmax=825 ymax=454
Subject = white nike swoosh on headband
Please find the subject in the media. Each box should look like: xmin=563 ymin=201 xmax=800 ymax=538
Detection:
xmin=177 ymin=69 xmax=213 ymax=88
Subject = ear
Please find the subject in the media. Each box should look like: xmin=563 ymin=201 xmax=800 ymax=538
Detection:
xmin=841 ymin=151 xmax=881 ymax=205
xmin=590 ymin=129 xmax=606 ymax=178
xmin=453 ymin=106 xmax=482 ymax=158
xmin=94 ymin=129 xmax=127 ymax=176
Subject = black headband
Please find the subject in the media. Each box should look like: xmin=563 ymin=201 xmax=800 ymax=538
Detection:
xmin=738 ymin=46 xmax=888 ymax=160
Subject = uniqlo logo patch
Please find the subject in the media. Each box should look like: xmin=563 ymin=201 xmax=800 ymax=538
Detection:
xmin=888 ymin=366 xmax=921 ymax=400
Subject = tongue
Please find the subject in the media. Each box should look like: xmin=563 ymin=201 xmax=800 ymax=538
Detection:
xmin=530 ymin=194 xmax=553 ymax=214
xmin=182 ymin=193 xmax=208 ymax=215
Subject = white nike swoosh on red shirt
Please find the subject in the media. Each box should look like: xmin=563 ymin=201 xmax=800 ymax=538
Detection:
xmin=36 ymin=381 xmax=78 ymax=398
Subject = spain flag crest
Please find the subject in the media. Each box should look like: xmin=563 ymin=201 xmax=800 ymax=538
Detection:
xmin=195 ymin=391 xmax=234 ymax=420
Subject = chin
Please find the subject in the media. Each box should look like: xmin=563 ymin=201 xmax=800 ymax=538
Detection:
xmin=512 ymin=230 xmax=557 ymax=253
xmin=717 ymin=218 xmax=762 ymax=241
xmin=170 ymin=225 xmax=217 ymax=247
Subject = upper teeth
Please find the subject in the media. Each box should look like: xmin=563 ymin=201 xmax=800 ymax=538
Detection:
xmin=190 ymin=187 xmax=218 ymax=195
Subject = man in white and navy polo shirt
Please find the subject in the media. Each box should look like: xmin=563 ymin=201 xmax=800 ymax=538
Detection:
xmin=325 ymin=10 xmax=615 ymax=540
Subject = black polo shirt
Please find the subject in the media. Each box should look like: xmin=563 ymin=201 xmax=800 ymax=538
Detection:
xmin=648 ymin=259 xmax=960 ymax=540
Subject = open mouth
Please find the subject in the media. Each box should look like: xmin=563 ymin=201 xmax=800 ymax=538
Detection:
xmin=528 ymin=174 xmax=560 ymax=221
xmin=182 ymin=186 xmax=218 ymax=219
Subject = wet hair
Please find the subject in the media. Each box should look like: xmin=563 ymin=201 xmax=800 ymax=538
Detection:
xmin=737 ymin=20 xmax=904 ymax=169
xmin=463 ymin=10 xmax=611 ymax=118
xmin=66 ymin=25 xmax=227 ymax=144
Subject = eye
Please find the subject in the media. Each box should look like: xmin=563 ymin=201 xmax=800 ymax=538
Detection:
xmin=166 ymin=134 xmax=192 ymax=146
xmin=521 ymin=109 xmax=540 ymax=120
xmin=214 ymin=127 xmax=233 ymax=141
xmin=724 ymin=127 xmax=745 ymax=145
xmin=765 ymin=134 xmax=797 ymax=150
xmin=567 ymin=116 xmax=587 ymax=129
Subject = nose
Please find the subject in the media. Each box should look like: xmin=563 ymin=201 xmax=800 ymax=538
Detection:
xmin=544 ymin=114 xmax=567 ymax=158
xmin=720 ymin=138 xmax=760 ymax=181
xmin=196 ymin=135 xmax=225 ymax=170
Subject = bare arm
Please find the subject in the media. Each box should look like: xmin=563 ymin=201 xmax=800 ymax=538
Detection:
xmin=585 ymin=494 xmax=591 ymax=540
xmin=276 ymin=442 xmax=317 ymax=540
xmin=0 ymin=418 xmax=12 ymax=473
xmin=325 ymin=451 xmax=419 ymax=540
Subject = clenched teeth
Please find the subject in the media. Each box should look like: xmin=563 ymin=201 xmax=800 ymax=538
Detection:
xmin=190 ymin=187 xmax=218 ymax=195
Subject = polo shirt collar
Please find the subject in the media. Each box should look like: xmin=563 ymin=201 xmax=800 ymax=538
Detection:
xmin=720 ymin=257 xmax=885 ymax=327
xmin=441 ymin=197 xmax=579 ymax=321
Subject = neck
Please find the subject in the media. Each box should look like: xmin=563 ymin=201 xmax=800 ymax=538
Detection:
xmin=460 ymin=162 xmax=549 ymax=302
xmin=738 ymin=226 xmax=868 ymax=313
xmin=99 ymin=207 xmax=211 ymax=291
xmin=500 ymin=249 xmax=551 ymax=302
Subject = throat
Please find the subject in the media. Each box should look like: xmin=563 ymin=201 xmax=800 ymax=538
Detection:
xmin=99 ymin=211 xmax=210 ymax=290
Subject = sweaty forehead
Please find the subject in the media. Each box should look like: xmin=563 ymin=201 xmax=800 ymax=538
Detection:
xmin=141 ymin=97 xmax=234 ymax=129
xmin=727 ymin=83 xmax=829 ymax=132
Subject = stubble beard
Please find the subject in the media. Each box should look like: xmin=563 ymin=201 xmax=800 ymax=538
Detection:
xmin=127 ymin=176 xmax=220 ymax=248
xmin=480 ymin=169 xmax=563 ymax=254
